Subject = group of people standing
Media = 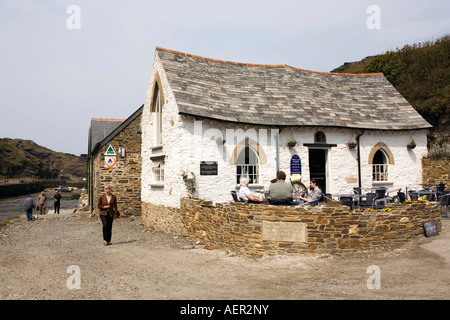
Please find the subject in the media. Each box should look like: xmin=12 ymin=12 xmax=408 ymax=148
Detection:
xmin=23 ymin=185 xmax=119 ymax=247
xmin=238 ymin=171 xmax=323 ymax=206
xmin=23 ymin=190 xmax=63 ymax=221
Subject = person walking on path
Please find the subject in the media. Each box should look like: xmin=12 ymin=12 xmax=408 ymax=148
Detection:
xmin=97 ymin=185 xmax=118 ymax=246
xmin=53 ymin=190 xmax=62 ymax=214
xmin=24 ymin=195 xmax=35 ymax=221
xmin=37 ymin=191 xmax=48 ymax=215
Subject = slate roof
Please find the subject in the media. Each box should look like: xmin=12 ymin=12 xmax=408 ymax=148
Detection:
xmin=156 ymin=47 xmax=432 ymax=131
xmin=89 ymin=105 xmax=143 ymax=155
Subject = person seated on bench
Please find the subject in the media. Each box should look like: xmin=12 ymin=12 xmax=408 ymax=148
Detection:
xmin=269 ymin=171 xmax=294 ymax=205
xmin=238 ymin=177 xmax=263 ymax=203
xmin=297 ymin=178 xmax=323 ymax=206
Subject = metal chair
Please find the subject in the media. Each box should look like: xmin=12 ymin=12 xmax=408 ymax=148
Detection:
xmin=408 ymin=190 xmax=418 ymax=202
xmin=230 ymin=191 xmax=243 ymax=202
xmin=437 ymin=183 xmax=446 ymax=201
xmin=397 ymin=191 xmax=406 ymax=203
xmin=360 ymin=193 xmax=377 ymax=208
xmin=339 ymin=196 xmax=354 ymax=210
xmin=323 ymin=193 xmax=333 ymax=204
xmin=440 ymin=193 xmax=449 ymax=218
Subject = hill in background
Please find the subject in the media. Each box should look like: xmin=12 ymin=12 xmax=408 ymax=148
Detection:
xmin=0 ymin=138 xmax=86 ymax=182
xmin=331 ymin=35 xmax=450 ymax=150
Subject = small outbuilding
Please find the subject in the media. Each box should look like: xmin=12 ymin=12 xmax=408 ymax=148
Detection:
xmin=140 ymin=47 xmax=432 ymax=212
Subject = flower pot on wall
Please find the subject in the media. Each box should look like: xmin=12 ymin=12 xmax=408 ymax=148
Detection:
xmin=347 ymin=142 xmax=357 ymax=149
xmin=287 ymin=140 xmax=297 ymax=148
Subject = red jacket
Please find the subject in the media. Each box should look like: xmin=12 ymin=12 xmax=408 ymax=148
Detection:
xmin=97 ymin=193 xmax=118 ymax=217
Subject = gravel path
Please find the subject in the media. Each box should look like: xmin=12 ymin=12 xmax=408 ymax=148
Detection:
xmin=0 ymin=211 xmax=449 ymax=301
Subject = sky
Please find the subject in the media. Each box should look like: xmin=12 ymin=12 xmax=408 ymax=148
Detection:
xmin=0 ymin=0 xmax=449 ymax=156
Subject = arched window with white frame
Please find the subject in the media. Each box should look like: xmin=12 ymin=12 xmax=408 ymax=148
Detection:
xmin=236 ymin=146 xmax=259 ymax=185
xmin=368 ymin=142 xmax=395 ymax=183
xmin=372 ymin=149 xmax=388 ymax=181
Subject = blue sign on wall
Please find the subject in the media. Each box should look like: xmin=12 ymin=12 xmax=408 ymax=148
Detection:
xmin=290 ymin=154 xmax=302 ymax=175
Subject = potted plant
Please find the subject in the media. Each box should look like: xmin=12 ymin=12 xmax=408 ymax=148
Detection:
xmin=407 ymin=139 xmax=416 ymax=149
xmin=287 ymin=140 xmax=297 ymax=148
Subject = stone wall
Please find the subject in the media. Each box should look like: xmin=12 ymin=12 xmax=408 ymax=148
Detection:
xmin=422 ymin=157 xmax=450 ymax=188
xmin=92 ymin=114 xmax=142 ymax=216
xmin=142 ymin=199 xmax=441 ymax=257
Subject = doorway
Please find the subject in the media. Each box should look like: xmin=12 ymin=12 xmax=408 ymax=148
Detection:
xmin=308 ymin=149 xmax=327 ymax=193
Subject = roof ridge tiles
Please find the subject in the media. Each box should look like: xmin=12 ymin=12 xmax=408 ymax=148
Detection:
xmin=91 ymin=118 xmax=126 ymax=121
xmin=156 ymin=46 xmax=383 ymax=77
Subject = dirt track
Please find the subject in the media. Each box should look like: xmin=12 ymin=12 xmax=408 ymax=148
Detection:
xmin=0 ymin=210 xmax=449 ymax=301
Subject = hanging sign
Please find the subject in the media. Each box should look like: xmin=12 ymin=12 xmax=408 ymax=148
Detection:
xmin=105 ymin=156 xmax=117 ymax=168
xmin=290 ymin=154 xmax=302 ymax=175
xmin=105 ymin=145 xmax=116 ymax=156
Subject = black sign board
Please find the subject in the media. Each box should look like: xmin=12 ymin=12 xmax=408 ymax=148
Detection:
xmin=423 ymin=220 xmax=439 ymax=238
xmin=200 ymin=161 xmax=218 ymax=176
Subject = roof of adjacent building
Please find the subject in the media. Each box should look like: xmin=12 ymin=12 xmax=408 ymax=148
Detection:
xmin=89 ymin=106 xmax=143 ymax=155
xmin=156 ymin=47 xmax=432 ymax=131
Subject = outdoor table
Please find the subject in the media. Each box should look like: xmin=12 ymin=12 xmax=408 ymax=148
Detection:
xmin=418 ymin=190 xmax=438 ymax=201
xmin=255 ymin=189 xmax=269 ymax=198
xmin=338 ymin=194 xmax=366 ymax=209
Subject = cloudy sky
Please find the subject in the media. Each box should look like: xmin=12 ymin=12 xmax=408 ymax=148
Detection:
xmin=0 ymin=0 xmax=449 ymax=156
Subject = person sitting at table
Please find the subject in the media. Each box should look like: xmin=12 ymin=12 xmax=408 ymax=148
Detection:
xmin=297 ymin=178 xmax=323 ymax=205
xmin=269 ymin=171 xmax=294 ymax=205
xmin=238 ymin=177 xmax=263 ymax=203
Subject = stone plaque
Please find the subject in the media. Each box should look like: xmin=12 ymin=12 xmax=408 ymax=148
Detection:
xmin=200 ymin=161 xmax=218 ymax=175
xmin=262 ymin=221 xmax=307 ymax=242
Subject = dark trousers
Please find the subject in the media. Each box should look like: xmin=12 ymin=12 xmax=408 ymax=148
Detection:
xmin=26 ymin=208 xmax=33 ymax=221
xmin=100 ymin=214 xmax=114 ymax=242
xmin=54 ymin=201 xmax=60 ymax=213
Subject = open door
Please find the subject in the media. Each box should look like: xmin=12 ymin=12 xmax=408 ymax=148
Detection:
xmin=308 ymin=148 xmax=327 ymax=193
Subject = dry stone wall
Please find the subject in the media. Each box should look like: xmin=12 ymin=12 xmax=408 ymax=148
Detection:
xmin=422 ymin=157 xmax=450 ymax=188
xmin=142 ymin=198 xmax=441 ymax=257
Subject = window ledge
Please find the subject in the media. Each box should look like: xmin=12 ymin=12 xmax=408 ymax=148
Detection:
xmin=372 ymin=181 xmax=394 ymax=186
xmin=150 ymin=183 xmax=164 ymax=188
xmin=235 ymin=184 xmax=265 ymax=189
xmin=151 ymin=145 xmax=163 ymax=151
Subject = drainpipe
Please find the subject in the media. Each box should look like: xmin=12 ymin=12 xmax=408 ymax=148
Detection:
xmin=356 ymin=130 xmax=365 ymax=190
xmin=275 ymin=127 xmax=283 ymax=173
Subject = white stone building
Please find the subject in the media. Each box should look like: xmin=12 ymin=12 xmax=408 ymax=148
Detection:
xmin=141 ymin=47 xmax=432 ymax=209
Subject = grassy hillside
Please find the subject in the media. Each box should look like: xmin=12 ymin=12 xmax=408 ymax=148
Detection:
xmin=331 ymin=35 xmax=450 ymax=151
xmin=0 ymin=138 xmax=86 ymax=181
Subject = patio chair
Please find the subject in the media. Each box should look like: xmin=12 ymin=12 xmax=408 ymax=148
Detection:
xmin=339 ymin=196 xmax=354 ymax=210
xmin=397 ymin=191 xmax=406 ymax=203
xmin=437 ymin=183 xmax=446 ymax=201
xmin=323 ymin=193 xmax=333 ymax=204
xmin=440 ymin=193 xmax=449 ymax=218
xmin=360 ymin=193 xmax=377 ymax=208
xmin=269 ymin=198 xmax=294 ymax=206
xmin=408 ymin=190 xmax=418 ymax=202
xmin=230 ymin=191 xmax=243 ymax=202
